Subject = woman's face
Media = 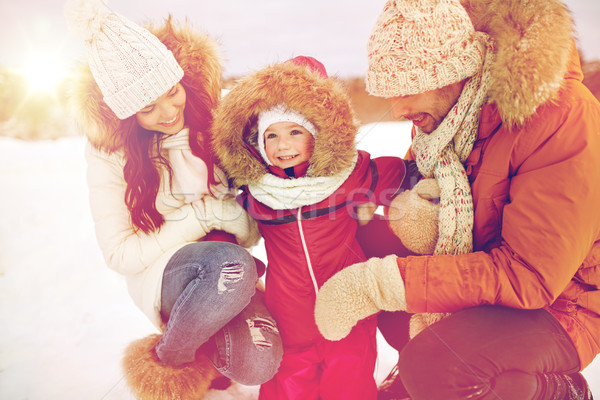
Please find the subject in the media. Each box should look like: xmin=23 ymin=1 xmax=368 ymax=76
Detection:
xmin=135 ymin=82 xmax=186 ymax=135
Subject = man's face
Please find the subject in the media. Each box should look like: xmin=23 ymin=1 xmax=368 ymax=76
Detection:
xmin=388 ymin=80 xmax=465 ymax=133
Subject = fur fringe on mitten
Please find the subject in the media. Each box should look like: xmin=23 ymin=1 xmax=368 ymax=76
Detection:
xmin=122 ymin=334 xmax=225 ymax=400
xmin=409 ymin=312 xmax=452 ymax=339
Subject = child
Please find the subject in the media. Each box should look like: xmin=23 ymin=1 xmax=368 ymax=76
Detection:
xmin=211 ymin=56 xmax=421 ymax=400
xmin=65 ymin=1 xmax=281 ymax=398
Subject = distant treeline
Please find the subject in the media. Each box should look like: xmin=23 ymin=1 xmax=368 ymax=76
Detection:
xmin=2 ymin=52 xmax=599 ymax=141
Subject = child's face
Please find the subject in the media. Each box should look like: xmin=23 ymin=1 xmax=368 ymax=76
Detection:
xmin=264 ymin=121 xmax=314 ymax=169
xmin=136 ymin=82 xmax=186 ymax=135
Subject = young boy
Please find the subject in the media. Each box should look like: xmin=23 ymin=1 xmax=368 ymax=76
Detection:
xmin=211 ymin=56 xmax=420 ymax=399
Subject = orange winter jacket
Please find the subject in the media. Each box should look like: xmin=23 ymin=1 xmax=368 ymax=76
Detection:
xmin=401 ymin=48 xmax=600 ymax=368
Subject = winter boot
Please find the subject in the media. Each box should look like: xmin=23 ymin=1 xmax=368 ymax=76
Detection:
xmin=377 ymin=363 xmax=411 ymax=400
xmin=122 ymin=334 xmax=227 ymax=400
xmin=537 ymin=372 xmax=594 ymax=400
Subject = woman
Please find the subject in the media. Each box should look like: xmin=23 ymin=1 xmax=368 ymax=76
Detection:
xmin=66 ymin=1 xmax=282 ymax=399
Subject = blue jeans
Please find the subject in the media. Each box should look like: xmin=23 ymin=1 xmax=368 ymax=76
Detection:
xmin=156 ymin=242 xmax=282 ymax=385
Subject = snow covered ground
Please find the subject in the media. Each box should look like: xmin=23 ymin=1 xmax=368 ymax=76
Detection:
xmin=0 ymin=121 xmax=598 ymax=399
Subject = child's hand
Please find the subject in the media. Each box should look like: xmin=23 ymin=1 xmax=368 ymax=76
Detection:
xmin=356 ymin=202 xmax=378 ymax=226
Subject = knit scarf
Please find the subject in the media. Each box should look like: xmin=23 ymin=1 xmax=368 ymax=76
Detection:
xmin=412 ymin=34 xmax=493 ymax=255
xmin=161 ymin=128 xmax=229 ymax=203
xmin=247 ymin=152 xmax=358 ymax=210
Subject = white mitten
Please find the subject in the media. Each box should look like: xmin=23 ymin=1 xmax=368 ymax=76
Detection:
xmin=315 ymin=255 xmax=406 ymax=341
xmin=192 ymin=196 xmax=260 ymax=248
xmin=388 ymin=178 xmax=440 ymax=255
xmin=219 ymin=196 xmax=260 ymax=248
xmin=387 ymin=179 xmax=452 ymax=338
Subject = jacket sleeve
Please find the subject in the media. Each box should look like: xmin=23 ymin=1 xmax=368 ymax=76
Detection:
xmin=85 ymin=144 xmax=210 ymax=276
xmin=371 ymin=156 xmax=418 ymax=206
xmin=401 ymin=85 xmax=600 ymax=314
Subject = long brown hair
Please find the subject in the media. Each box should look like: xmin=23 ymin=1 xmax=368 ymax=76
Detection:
xmin=71 ymin=16 xmax=223 ymax=234
xmin=122 ymin=78 xmax=221 ymax=234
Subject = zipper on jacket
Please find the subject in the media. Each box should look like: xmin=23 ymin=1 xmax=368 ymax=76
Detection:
xmin=297 ymin=207 xmax=320 ymax=294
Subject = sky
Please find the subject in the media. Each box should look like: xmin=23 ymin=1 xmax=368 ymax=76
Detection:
xmin=0 ymin=0 xmax=599 ymax=82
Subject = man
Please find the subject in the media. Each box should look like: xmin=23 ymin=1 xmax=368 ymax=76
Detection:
xmin=314 ymin=0 xmax=600 ymax=398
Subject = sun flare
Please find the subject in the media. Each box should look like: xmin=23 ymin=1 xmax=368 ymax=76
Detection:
xmin=22 ymin=55 xmax=67 ymax=94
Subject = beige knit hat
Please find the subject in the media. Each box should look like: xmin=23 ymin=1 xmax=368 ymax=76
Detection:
xmin=366 ymin=0 xmax=485 ymax=97
xmin=65 ymin=0 xmax=183 ymax=119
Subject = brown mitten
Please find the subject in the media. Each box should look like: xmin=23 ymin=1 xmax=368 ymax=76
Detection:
xmin=122 ymin=334 xmax=225 ymax=400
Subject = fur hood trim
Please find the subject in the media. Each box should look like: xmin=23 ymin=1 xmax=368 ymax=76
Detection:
xmin=212 ymin=61 xmax=358 ymax=187
xmin=462 ymin=0 xmax=574 ymax=127
xmin=68 ymin=16 xmax=222 ymax=152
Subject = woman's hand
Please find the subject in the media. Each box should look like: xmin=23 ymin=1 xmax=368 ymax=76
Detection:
xmin=192 ymin=196 xmax=260 ymax=248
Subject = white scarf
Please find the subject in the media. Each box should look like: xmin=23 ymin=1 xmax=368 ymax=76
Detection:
xmin=412 ymin=34 xmax=493 ymax=255
xmin=161 ymin=128 xmax=229 ymax=203
xmin=247 ymin=153 xmax=358 ymax=210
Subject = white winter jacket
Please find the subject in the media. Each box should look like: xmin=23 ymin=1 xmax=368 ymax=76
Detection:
xmin=85 ymin=129 xmax=258 ymax=329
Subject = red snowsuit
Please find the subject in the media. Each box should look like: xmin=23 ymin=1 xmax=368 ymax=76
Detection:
xmin=243 ymin=152 xmax=406 ymax=399
xmin=211 ymin=58 xmax=416 ymax=399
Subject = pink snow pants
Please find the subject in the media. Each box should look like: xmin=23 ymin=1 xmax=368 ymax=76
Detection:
xmin=258 ymin=318 xmax=377 ymax=400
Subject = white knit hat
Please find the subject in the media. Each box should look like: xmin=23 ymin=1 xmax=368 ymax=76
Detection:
xmin=366 ymin=0 xmax=485 ymax=97
xmin=65 ymin=0 xmax=184 ymax=119
xmin=257 ymin=104 xmax=317 ymax=165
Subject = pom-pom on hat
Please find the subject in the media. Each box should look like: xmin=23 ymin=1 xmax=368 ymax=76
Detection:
xmin=286 ymin=55 xmax=328 ymax=79
xmin=366 ymin=0 xmax=485 ymax=97
xmin=257 ymin=105 xmax=317 ymax=165
xmin=65 ymin=0 xmax=183 ymax=119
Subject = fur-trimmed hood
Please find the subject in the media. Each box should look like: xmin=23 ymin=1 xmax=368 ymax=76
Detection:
xmin=67 ymin=16 xmax=222 ymax=152
xmin=211 ymin=59 xmax=358 ymax=187
xmin=461 ymin=0 xmax=575 ymax=127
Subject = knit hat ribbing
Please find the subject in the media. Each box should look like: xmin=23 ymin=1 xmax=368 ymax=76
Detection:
xmin=366 ymin=0 xmax=485 ymax=97
xmin=65 ymin=0 xmax=183 ymax=119
xmin=257 ymin=105 xmax=317 ymax=165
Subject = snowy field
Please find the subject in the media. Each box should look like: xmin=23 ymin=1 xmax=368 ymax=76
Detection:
xmin=0 ymin=121 xmax=598 ymax=399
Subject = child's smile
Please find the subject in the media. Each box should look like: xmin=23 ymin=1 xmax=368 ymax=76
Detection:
xmin=264 ymin=121 xmax=314 ymax=169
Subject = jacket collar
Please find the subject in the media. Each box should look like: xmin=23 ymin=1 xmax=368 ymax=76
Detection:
xmin=464 ymin=0 xmax=575 ymax=127
xmin=268 ymin=161 xmax=310 ymax=179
